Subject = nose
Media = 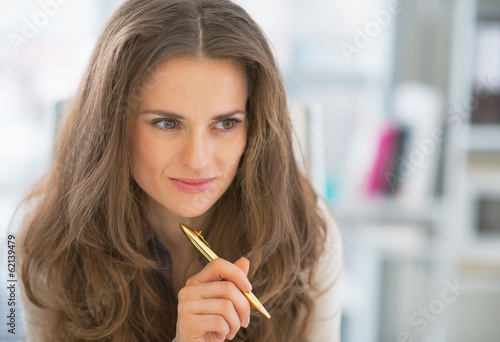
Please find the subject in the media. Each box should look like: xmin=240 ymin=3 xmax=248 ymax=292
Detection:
xmin=179 ymin=129 xmax=210 ymax=170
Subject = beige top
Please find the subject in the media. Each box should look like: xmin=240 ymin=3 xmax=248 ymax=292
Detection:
xmin=310 ymin=200 xmax=343 ymax=341
xmin=18 ymin=274 xmax=59 ymax=341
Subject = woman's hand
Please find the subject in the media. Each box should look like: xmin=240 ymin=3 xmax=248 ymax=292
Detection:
xmin=175 ymin=257 xmax=252 ymax=342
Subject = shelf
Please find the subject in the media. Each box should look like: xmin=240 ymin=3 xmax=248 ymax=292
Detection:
xmin=335 ymin=196 xmax=442 ymax=225
xmin=467 ymin=124 xmax=500 ymax=152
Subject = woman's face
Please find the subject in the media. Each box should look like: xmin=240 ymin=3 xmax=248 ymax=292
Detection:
xmin=128 ymin=57 xmax=248 ymax=219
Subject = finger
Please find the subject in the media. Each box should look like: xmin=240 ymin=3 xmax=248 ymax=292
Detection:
xmin=178 ymin=281 xmax=251 ymax=327
xmin=182 ymin=298 xmax=242 ymax=338
xmin=186 ymin=258 xmax=252 ymax=292
xmin=177 ymin=313 xmax=231 ymax=341
xmin=234 ymin=257 xmax=250 ymax=276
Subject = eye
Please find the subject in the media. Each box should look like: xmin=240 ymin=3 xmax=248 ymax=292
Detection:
xmin=215 ymin=119 xmax=241 ymax=130
xmin=155 ymin=119 xmax=178 ymax=130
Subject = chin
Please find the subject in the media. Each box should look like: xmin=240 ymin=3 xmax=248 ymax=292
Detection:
xmin=172 ymin=200 xmax=214 ymax=219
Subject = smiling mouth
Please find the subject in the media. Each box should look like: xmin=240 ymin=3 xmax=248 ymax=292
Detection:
xmin=169 ymin=178 xmax=216 ymax=193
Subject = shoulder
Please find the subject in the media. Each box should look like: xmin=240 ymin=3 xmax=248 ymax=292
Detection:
xmin=314 ymin=198 xmax=342 ymax=288
xmin=310 ymin=198 xmax=343 ymax=341
xmin=18 ymin=271 xmax=61 ymax=341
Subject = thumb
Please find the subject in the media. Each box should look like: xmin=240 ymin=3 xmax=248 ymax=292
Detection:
xmin=234 ymin=257 xmax=250 ymax=276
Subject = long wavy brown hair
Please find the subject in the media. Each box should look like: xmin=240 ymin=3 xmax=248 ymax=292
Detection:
xmin=18 ymin=0 xmax=330 ymax=341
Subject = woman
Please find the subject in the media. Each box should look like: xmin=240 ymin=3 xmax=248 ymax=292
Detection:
xmin=18 ymin=0 xmax=342 ymax=341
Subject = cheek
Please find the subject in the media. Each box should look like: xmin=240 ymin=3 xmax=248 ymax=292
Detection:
xmin=222 ymin=135 xmax=247 ymax=175
xmin=129 ymin=129 xmax=147 ymax=166
xmin=129 ymin=126 xmax=162 ymax=176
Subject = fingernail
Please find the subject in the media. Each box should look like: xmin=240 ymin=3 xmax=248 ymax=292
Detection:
xmin=243 ymin=315 xmax=250 ymax=328
xmin=245 ymin=280 xmax=252 ymax=292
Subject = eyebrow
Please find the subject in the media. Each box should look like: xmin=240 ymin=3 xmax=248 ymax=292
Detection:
xmin=140 ymin=109 xmax=247 ymax=121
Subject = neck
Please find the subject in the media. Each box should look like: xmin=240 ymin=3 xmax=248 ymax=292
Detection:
xmin=144 ymin=196 xmax=213 ymax=258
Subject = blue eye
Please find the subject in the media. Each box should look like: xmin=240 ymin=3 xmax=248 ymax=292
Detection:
xmin=155 ymin=119 xmax=178 ymax=130
xmin=215 ymin=119 xmax=241 ymax=130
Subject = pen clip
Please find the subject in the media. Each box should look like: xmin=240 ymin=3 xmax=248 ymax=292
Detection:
xmin=195 ymin=230 xmax=212 ymax=249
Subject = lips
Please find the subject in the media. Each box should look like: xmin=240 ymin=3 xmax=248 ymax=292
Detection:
xmin=169 ymin=178 xmax=215 ymax=194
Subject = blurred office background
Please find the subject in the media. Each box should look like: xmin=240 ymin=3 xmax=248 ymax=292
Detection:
xmin=1 ymin=0 xmax=500 ymax=341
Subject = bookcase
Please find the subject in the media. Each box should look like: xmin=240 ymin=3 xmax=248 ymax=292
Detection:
xmin=443 ymin=0 xmax=500 ymax=341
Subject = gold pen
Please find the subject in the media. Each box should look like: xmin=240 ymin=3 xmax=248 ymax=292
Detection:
xmin=179 ymin=223 xmax=271 ymax=319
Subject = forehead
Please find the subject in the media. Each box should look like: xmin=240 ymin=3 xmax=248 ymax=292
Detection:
xmin=143 ymin=58 xmax=247 ymax=99
xmin=137 ymin=58 xmax=248 ymax=115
